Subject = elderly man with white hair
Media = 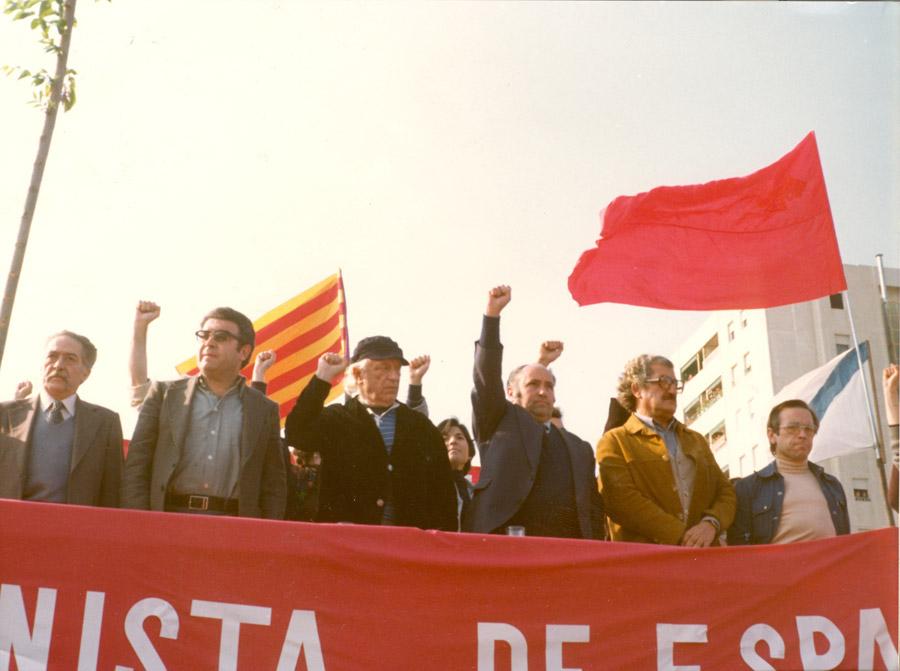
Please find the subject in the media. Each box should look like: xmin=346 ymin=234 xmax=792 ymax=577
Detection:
xmin=285 ymin=336 xmax=456 ymax=530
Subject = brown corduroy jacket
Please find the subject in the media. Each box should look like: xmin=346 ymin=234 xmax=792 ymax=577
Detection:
xmin=597 ymin=414 xmax=735 ymax=544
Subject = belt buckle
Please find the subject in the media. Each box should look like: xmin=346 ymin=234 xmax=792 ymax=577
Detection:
xmin=188 ymin=495 xmax=209 ymax=511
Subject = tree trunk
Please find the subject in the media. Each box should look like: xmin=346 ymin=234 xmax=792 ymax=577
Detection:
xmin=0 ymin=0 xmax=78 ymax=369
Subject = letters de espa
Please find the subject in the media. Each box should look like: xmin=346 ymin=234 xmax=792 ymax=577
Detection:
xmin=1 ymin=584 xmax=897 ymax=671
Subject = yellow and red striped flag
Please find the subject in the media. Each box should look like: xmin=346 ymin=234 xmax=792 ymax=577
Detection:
xmin=176 ymin=272 xmax=349 ymax=423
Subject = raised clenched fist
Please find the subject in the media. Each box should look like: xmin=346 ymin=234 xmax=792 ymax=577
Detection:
xmin=134 ymin=300 xmax=161 ymax=325
xmin=316 ymin=352 xmax=349 ymax=383
xmin=252 ymin=350 xmax=277 ymax=382
xmin=408 ymin=355 xmax=431 ymax=385
xmin=538 ymin=341 xmax=564 ymax=367
xmin=485 ymin=285 xmax=511 ymax=318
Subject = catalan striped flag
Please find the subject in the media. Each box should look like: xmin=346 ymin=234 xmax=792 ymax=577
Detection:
xmin=176 ymin=272 xmax=349 ymax=423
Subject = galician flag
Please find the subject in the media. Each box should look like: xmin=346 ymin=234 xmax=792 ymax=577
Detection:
xmin=770 ymin=342 xmax=873 ymax=462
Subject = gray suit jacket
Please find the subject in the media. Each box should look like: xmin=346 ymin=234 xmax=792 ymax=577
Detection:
xmin=121 ymin=377 xmax=286 ymax=519
xmin=0 ymin=396 xmax=123 ymax=506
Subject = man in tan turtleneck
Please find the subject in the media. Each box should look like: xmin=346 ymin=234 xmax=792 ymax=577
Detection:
xmin=728 ymin=400 xmax=850 ymax=545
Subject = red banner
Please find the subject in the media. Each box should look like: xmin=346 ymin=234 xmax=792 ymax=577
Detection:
xmin=1 ymin=500 xmax=896 ymax=670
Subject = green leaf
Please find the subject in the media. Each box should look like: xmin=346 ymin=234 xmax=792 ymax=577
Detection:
xmin=16 ymin=68 xmax=31 ymax=79
xmin=63 ymin=77 xmax=75 ymax=111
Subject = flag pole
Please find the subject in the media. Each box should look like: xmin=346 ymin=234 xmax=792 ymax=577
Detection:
xmin=875 ymin=254 xmax=897 ymax=365
xmin=865 ymin=352 xmax=896 ymax=525
xmin=844 ymin=291 xmax=895 ymax=526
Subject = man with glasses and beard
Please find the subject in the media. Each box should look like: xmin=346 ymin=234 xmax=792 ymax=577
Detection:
xmin=122 ymin=307 xmax=285 ymax=519
xmin=728 ymin=399 xmax=849 ymax=545
xmin=597 ymin=354 xmax=735 ymax=546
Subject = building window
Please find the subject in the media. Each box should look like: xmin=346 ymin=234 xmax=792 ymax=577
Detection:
xmin=853 ymin=488 xmax=870 ymax=502
xmin=683 ymin=377 xmax=724 ymax=426
xmin=743 ymin=352 xmax=752 ymax=373
xmin=680 ymin=334 xmax=719 ymax=383
xmin=748 ymin=398 xmax=755 ymax=422
xmin=681 ymin=356 xmax=700 ymax=384
xmin=740 ymin=311 xmax=748 ymax=328
xmin=829 ymin=293 xmax=844 ymax=310
xmin=706 ymin=422 xmax=727 ymax=451
xmin=835 ymin=334 xmax=850 ymax=355
xmin=738 ymin=454 xmax=746 ymax=477
xmin=727 ymin=321 xmax=735 ymax=342
xmin=730 ymin=364 xmax=738 ymax=387
xmin=751 ymin=444 xmax=759 ymax=469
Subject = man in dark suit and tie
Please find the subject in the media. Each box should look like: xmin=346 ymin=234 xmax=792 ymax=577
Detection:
xmin=466 ymin=285 xmax=604 ymax=539
xmin=122 ymin=307 xmax=285 ymax=518
xmin=0 ymin=331 xmax=123 ymax=506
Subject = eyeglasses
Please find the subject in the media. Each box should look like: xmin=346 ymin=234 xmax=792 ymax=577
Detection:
xmin=779 ymin=423 xmax=817 ymax=436
xmin=195 ymin=329 xmax=240 ymax=344
xmin=645 ymin=376 xmax=684 ymax=393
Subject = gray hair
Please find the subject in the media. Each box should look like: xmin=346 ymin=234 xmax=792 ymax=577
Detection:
xmin=46 ymin=331 xmax=98 ymax=369
xmin=616 ymin=354 xmax=674 ymax=412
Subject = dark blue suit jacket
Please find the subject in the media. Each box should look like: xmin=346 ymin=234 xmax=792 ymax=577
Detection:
xmin=466 ymin=318 xmax=603 ymax=539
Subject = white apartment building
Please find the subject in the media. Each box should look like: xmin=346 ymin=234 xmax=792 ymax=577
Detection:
xmin=670 ymin=263 xmax=899 ymax=532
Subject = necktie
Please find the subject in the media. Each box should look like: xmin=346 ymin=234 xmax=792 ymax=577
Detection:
xmin=50 ymin=401 xmax=65 ymax=424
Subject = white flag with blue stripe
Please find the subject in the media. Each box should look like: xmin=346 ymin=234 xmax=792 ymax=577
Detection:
xmin=770 ymin=342 xmax=873 ymax=462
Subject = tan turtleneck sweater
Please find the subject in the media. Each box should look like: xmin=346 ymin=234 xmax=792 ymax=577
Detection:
xmin=770 ymin=457 xmax=837 ymax=544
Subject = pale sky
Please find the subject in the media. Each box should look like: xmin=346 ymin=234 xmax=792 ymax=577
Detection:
xmin=0 ymin=1 xmax=897 ymax=444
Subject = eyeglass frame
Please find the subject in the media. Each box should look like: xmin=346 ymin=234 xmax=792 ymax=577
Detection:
xmin=644 ymin=375 xmax=685 ymax=393
xmin=194 ymin=329 xmax=242 ymax=344
xmin=778 ymin=422 xmax=818 ymax=436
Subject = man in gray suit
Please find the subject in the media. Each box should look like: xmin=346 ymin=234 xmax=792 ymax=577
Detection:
xmin=0 ymin=331 xmax=123 ymax=506
xmin=122 ymin=307 xmax=285 ymax=518
xmin=467 ymin=286 xmax=604 ymax=539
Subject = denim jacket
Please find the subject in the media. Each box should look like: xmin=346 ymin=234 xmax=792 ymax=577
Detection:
xmin=727 ymin=460 xmax=850 ymax=545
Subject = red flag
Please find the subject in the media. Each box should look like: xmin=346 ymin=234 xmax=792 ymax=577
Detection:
xmin=568 ymin=132 xmax=847 ymax=310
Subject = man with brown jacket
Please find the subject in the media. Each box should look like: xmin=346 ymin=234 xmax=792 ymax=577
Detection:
xmin=597 ymin=354 xmax=735 ymax=546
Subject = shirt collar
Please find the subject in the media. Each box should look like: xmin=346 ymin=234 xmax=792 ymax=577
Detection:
xmin=365 ymin=401 xmax=400 ymax=418
xmin=635 ymin=412 xmax=676 ymax=432
xmin=39 ymin=390 xmax=77 ymax=418
xmin=198 ymin=374 xmax=246 ymax=397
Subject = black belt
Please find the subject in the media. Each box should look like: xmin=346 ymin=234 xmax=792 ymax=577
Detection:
xmin=165 ymin=493 xmax=239 ymax=514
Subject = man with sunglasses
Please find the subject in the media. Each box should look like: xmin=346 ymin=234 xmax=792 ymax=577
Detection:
xmin=122 ymin=308 xmax=286 ymax=519
xmin=597 ymin=354 xmax=735 ymax=546
xmin=728 ymin=400 xmax=849 ymax=545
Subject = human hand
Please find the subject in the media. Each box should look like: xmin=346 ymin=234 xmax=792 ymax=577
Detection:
xmin=538 ymin=341 xmax=564 ymax=367
xmin=14 ymin=380 xmax=32 ymax=401
xmin=253 ymin=350 xmax=277 ymax=382
xmin=408 ymin=355 xmax=431 ymax=385
xmin=134 ymin=300 xmax=161 ymax=328
xmin=884 ymin=364 xmax=899 ymax=424
xmin=680 ymin=520 xmax=717 ymax=548
xmin=485 ymin=285 xmax=511 ymax=318
xmin=316 ymin=352 xmax=348 ymax=383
